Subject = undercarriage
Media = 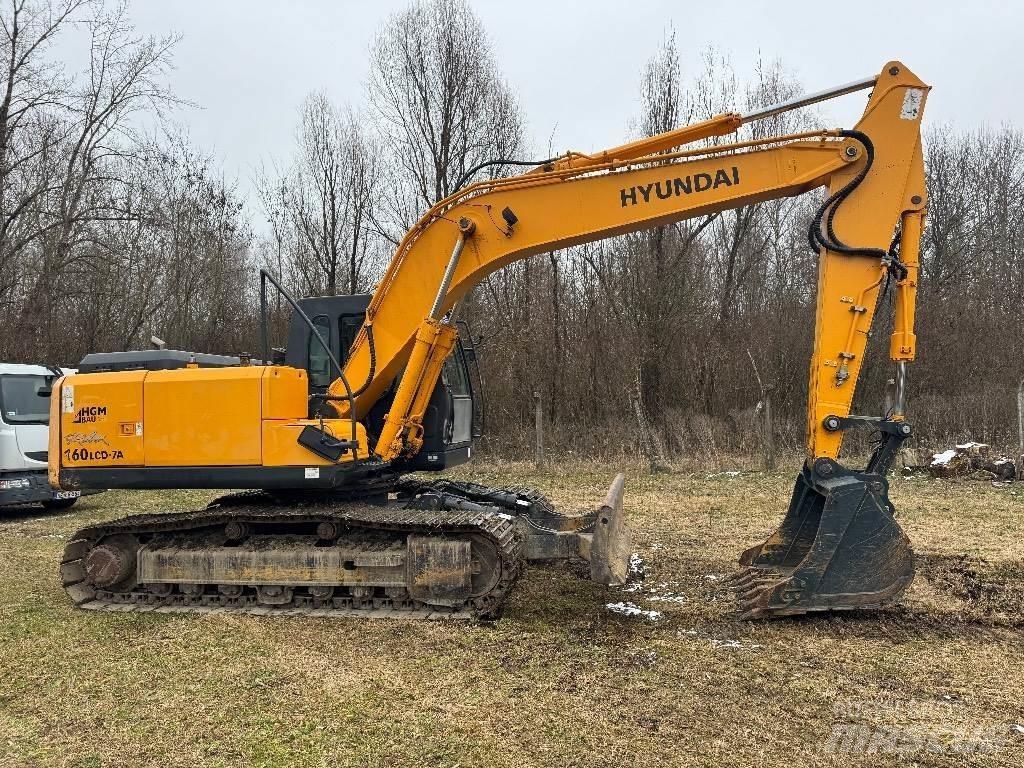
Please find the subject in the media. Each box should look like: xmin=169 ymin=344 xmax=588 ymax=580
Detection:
xmin=61 ymin=475 xmax=631 ymax=619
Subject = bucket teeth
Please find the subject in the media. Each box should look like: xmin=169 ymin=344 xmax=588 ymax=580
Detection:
xmin=726 ymin=566 xmax=782 ymax=589
xmin=727 ymin=564 xmax=795 ymax=620
xmin=733 ymin=575 xmax=812 ymax=620
xmin=733 ymin=578 xmax=783 ymax=599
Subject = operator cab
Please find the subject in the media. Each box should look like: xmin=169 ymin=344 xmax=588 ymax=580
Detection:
xmin=285 ymin=295 xmax=482 ymax=471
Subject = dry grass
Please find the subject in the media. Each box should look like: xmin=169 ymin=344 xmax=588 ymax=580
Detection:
xmin=0 ymin=464 xmax=1022 ymax=767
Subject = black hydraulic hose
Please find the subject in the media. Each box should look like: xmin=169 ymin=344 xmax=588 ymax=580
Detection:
xmin=808 ymin=129 xmax=911 ymax=292
xmin=808 ymin=130 xmax=889 ymax=261
xmin=258 ymin=269 xmax=358 ymax=449
xmin=318 ymin=322 xmax=376 ymax=401
xmin=348 ymin=323 xmax=376 ymax=398
xmin=453 ymin=157 xmax=556 ymax=192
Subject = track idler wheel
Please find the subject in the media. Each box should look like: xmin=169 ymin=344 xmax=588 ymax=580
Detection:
xmin=732 ymin=459 xmax=914 ymax=619
xmin=83 ymin=534 xmax=140 ymax=591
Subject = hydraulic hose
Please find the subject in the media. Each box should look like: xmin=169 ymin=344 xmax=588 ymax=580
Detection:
xmin=807 ymin=130 xmax=909 ymax=283
xmin=348 ymin=324 xmax=376 ymax=398
xmin=808 ymin=131 xmax=888 ymax=260
xmin=454 ymin=157 xmax=556 ymax=192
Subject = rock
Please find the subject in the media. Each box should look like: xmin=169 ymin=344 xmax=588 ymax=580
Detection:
xmin=987 ymin=458 xmax=1017 ymax=482
xmin=896 ymin=447 xmax=921 ymax=469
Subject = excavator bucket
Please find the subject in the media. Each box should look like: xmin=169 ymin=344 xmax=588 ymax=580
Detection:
xmin=732 ymin=460 xmax=914 ymax=619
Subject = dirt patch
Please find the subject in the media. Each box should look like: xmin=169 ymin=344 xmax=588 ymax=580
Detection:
xmin=918 ymin=553 xmax=1024 ymax=620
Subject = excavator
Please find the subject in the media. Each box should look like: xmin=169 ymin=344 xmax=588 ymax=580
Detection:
xmin=52 ymin=60 xmax=927 ymax=621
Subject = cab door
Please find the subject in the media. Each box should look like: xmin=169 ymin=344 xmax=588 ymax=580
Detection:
xmin=441 ymin=345 xmax=472 ymax=446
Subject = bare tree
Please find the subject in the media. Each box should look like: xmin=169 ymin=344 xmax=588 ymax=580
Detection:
xmin=256 ymin=94 xmax=380 ymax=299
xmin=0 ymin=0 xmax=93 ymax=305
xmin=367 ymin=0 xmax=525 ymax=235
xmin=0 ymin=0 xmax=179 ymax=359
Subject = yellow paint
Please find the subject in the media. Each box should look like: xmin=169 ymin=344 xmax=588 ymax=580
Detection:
xmin=144 ymin=367 xmax=264 ymax=466
xmin=890 ymin=210 xmax=923 ymax=362
xmin=374 ymin=318 xmax=458 ymax=461
xmin=261 ymin=366 xmax=310 ymax=420
xmin=806 ymin=64 xmax=928 ymax=458
xmin=333 ymin=60 xmax=928 ymax=464
xmin=51 ymin=365 xmax=370 ymax=480
xmin=57 ymin=371 xmax=145 ymax=468
xmin=262 ymin=419 xmax=369 ymax=466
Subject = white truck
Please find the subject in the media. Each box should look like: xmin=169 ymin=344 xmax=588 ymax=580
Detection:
xmin=0 ymin=363 xmax=93 ymax=509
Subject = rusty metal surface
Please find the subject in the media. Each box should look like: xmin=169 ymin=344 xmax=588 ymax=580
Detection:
xmin=407 ymin=535 xmax=472 ymax=604
xmin=138 ymin=534 xmax=409 ymax=588
xmin=589 ymin=473 xmax=632 ymax=585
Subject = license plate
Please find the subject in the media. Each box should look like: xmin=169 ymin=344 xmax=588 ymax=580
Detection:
xmin=54 ymin=491 xmax=80 ymax=500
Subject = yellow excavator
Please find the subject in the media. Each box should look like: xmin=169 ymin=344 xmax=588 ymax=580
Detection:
xmin=52 ymin=61 xmax=927 ymax=620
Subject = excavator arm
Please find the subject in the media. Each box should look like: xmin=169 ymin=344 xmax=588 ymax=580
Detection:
xmin=332 ymin=61 xmax=928 ymax=468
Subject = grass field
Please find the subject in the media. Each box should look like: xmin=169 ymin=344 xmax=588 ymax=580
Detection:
xmin=0 ymin=464 xmax=1022 ymax=767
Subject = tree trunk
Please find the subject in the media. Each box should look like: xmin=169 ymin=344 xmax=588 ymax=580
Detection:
xmin=533 ymin=390 xmax=545 ymax=471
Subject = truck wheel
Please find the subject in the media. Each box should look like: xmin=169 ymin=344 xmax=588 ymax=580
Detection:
xmin=42 ymin=498 xmax=78 ymax=511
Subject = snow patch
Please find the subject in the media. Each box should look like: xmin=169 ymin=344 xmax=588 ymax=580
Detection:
xmin=647 ymin=584 xmax=687 ymax=604
xmin=1012 ymin=724 xmax=1024 ymax=735
xmin=677 ymin=628 xmax=762 ymax=650
xmin=648 ymin=595 xmax=687 ymax=604
xmin=627 ymin=552 xmax=646 ymax=579
xmin=617 ymin=553 xmax=648 ymax=593
xmin=605 ymin=602 xmax=663 ymax=621
xmin=616 ymin=572 xmax=686 ymax=605
xmin=710 ymin=638 xmax=763 ymax=651
xmin=930 ymin=449 xmax=958 ymax=466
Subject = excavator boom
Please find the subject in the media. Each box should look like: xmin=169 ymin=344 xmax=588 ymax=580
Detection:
xmin=333 ymin=63 xmax=926 ymax=464
xmin=326 ymin=60 xmax=927 ymax=618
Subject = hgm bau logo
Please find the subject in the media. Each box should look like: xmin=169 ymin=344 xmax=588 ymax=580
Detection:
xmin=72 ymin=406 xmax=107 ymax=424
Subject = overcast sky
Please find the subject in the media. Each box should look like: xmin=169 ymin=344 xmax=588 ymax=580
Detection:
xmin=58 ymin=0 xmax=1022 ymax=217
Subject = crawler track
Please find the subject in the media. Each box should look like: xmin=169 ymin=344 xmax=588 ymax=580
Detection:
xmin=61 ymin=487 xmax=524 ymax=620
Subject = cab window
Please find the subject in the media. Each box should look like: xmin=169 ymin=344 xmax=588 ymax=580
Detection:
xmin=308 ymin=315 xmax=332 ymax=387
xmin=339 ymin=314 xmax=363 ymax=363
xmin=442 ymin=349 xmax=471 ymax=397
